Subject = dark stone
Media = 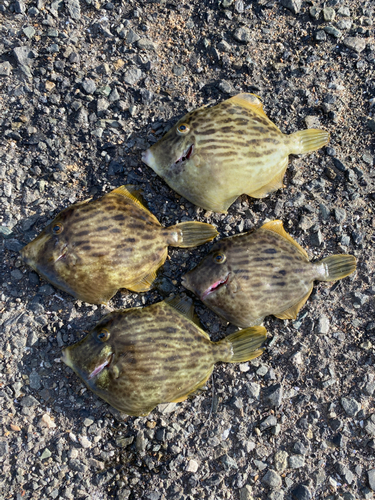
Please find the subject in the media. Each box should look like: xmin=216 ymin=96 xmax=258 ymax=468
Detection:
xmin=291 ymin=484 xmax=312 ymax=500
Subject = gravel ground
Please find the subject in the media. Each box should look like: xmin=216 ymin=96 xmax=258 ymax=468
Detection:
xmin=0 ymin=0 xmax=374 ymax=499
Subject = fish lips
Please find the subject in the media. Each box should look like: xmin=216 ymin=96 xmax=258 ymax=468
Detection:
xmin=201 ymin=272 xmax=231 ymax=301
xmin=62 ymin=347 xmax=114 ymax=381
xmin=183 ymin=271 xmax=231 ymax=301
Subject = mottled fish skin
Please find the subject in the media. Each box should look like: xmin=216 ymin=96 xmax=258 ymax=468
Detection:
xmin=20 ymin=186 xmax=218 ymax=304
xmin=142 ymin=93 xmax=329 ymax=212
xmin=182 ymin=220 xmax=357 ymax=327
xmin=61 ymin=298 xmax=267 ymax=416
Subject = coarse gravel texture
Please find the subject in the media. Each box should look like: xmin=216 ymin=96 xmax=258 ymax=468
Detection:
xmin=0 ymin=0 xmax=374 ymax=499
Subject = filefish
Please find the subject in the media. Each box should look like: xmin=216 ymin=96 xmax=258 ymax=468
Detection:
xmin=21 ymin=186 xmax=218 ymax=304
xmin=182 ymin=220 xmax=357 ymax=327
xmin=142 ymin=93 xmax=329 ymax=213
xmin=61 ymin=297 xmax=267 ymax=416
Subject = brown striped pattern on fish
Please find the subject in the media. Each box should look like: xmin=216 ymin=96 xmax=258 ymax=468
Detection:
xmin=21 ymin=186 xmax=217 ymax=304
xmin=143 ymin=93 xmax=329 ymax=212
xmin=61 ymin=299 xmax=267 ymax=416
xmin=182 ymin=220 xmax=356 ymax=327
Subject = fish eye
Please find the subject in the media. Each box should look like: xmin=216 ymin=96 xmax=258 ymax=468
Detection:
xmin=97 ymin=329 xmax=110 ymax=342
xmin=177 ymin=123 xmax=190 ymax=135
xmin=213 ymin=252 xmax=226 ymax=264
xmin=52 ymin=223 xmax=63 ymax=234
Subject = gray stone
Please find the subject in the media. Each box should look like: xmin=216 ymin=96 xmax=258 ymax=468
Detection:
xmin=137 ymin=38 xmax=157 ymax=51
xmin=234 ymin=0 xmax=244 ymax=13
xmin=66 ymin=0 xmax=81 ymax=20
xmin=334 ymin=207 xmax=346 ymax=223
xmin=20 ymin=395 xmax=39 ymax=407
xmin=340 ymin=397 xmax=361 ymax=417
xmin=268 ymin=492 xmax=284 ymax=500
xmin=323 ymin=7 xmax=335 ymax=21
xmin=126 ymin=29 xmax=140 ymax=44
xmin=368 ymin=469 xmax=375 ymax=492
xmin=280 ymin=0 xmax=301 ymax=14
xmin=124 ymin=68 xmax=142 ymax=85
xmin=364 ymin=416 xmax=375 ymax=437
xmin=254 ymin=460 xmax=268 ymax=470
xmin=0 ymin=440 xmax=9 ymax=456
xmin=136 ymin=430 xmax=147 ymax=452
xmin=172 ymin=65 xmax=185 ymax=76
xmin=338 ymin=6 xmax=350 ymax=16
xmin=315 ymin=30 xmax=327 ymax=41
xmin=217 ymin=40 xmax=231 ymax=52
xmin=274 ymin=451 xmax=288 ymax=472
xmin=343 ymin=37 xmax=366 ymax=53
xmin=233 ymin=27 xmax=251 ymax=43
xmin=263 ymin=384 xmax=283 ymax=407
xmin=310 ymin=229 xmax=323 ymax=246
xmin=69 ymin=459 xmax=87 ymax=473
xmin=317 ymin=315 xmax=330 ymax=334
xmin=324 ymin=26 xmax=342 ymax=38
xmin=288 ymin=454 xmax=305 ymax=469
xmin=239 ymin=485 xmax=253 ymax=500
xmin=82 ymin=78 xmax=96 ymax=94
xmin=23 ymin=26 xmax=35 ymax=39
xmin=260 ymin=415 xmax=277 ymax=430
xmin=337 ymin=19 xmax=352 ymax=30
xmin=247 ymin=382 xmax=260 ymax=399
xmin=0 ymin=61 xmax=12 ymax=76
xmin=15 ymin=0 xmax=26 ymax=13
xmin=29 ymin=371 xmax=41 ymax=390
xmin=13 ymin=46 xmax=34 ymax=67
xmin=262 ymin=470 xmax=282 ymax=489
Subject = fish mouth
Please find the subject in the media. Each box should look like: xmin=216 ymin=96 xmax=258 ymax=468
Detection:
xmin=88 ymin=353 xmax=114 ymax=379
xmin=174 ymin=143 xmax=194 ymax=166
xmin=55 ymin=244 xmax=68 ymax=263
xmin=201 ymin=273 xmax=230 ymax=300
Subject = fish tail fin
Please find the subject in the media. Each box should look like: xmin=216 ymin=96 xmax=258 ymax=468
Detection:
xmin=168 ymin=222 xmax=218 ymax=248
xmin=289 ymin=129 xmax=329 ymax=154
xmin=316 ymin=254 xmax=357 ymax=282
xmin=218 ymin=326 xmax=267 ymax=363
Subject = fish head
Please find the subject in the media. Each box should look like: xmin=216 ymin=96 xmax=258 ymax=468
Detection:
xmin=182 ymin=237 xmax=240 ymax=303
xmin=61 ymin=312 xmax=123 ymax=393
xmin=21 ymin=205 xmax=78 ymax=279
xmin=142 ymin=106 xmax=210 ymax=178
xmin=20 ymin=199 xmax=100 ymax=296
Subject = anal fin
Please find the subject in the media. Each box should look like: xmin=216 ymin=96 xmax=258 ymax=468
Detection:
xmin=170 ymin=369 xmax=213 ymax=403
xmin=274 ymin=284 xmax=313 ymax=320
xmin=247 ymin=157 xmax=288 ymax=199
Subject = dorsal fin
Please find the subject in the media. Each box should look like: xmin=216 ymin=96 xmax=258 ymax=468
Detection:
xmin=228 ymin=93 xmax=269 ymax=119
xmin=165 ymin=296 xmax=203 ymax=328
xmin=261 ymin=220 xmax=309 ymax=260
xmin=110 ymin=185 xmax=148 ymax=212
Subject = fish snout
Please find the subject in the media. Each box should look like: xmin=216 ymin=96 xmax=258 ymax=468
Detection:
xmin=142 ymin=149 xmax=154 ymax=168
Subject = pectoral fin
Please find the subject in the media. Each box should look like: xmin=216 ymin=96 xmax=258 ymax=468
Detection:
xmin=274 ymin=285 xmax=313 ymax=320
xmin=247 ymin=157 xmax=288 ymax=199
xmin=260 ymin=219 xmax=309 ymax=260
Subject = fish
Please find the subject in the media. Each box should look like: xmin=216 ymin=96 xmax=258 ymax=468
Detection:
xmin=61 ymin=297 xmax=267 ymax=416
xmin=142 ymin=93 xmax=329 ymax=213
xmin=20 ymin=185 xmax=218 ymax=304
xmin=182 ymin=220 xmax=357 ymax=328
